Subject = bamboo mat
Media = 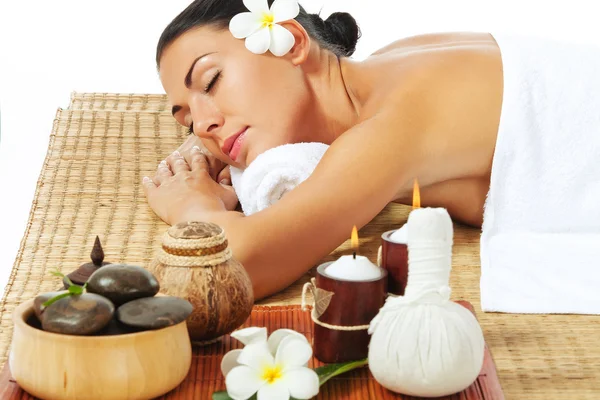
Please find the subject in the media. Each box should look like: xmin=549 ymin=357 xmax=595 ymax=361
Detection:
xmin=69 ymin=92 xmax=170 ymax=113
xmin=0 ymin=92 xmax=598 ymax=399
xmin=0 ymin=304 xmax=503 ymax=400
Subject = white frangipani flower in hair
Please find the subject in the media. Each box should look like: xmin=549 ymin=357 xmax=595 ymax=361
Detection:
xmin=229 ymin=0 xmax=300 ymax=56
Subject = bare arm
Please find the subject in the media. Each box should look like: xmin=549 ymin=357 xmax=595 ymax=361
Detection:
xmin=180 ymin=110 xmax=425 ymax=299
xmin=394 ymin=177 xmax=488 ymax=227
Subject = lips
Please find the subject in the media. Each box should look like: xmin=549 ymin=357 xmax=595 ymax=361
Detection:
xmin=222 ymin=127 xmax=248 ymax=162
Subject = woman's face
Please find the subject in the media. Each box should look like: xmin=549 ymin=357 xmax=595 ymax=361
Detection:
xmin=159 ymin=25 xmax=312 ymax=169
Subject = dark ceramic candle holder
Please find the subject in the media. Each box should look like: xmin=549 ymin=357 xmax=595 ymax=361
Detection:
xmin=380 ymin=230 xmax=409 ymax=296
xmin=312 ymin=262 xmax=387 ymax=363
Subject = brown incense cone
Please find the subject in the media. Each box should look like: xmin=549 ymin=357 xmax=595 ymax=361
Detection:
xmin=63 ymin=236 xmax=110 ymax=288
xmin=313 ymin=262 xmax=387 ymax=363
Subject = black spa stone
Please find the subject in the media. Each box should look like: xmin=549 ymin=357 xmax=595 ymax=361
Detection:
xmin=40 ymin=293 xmax=114 ymax=335
xmin=94 ymin=317 xmax=145 ymax=336
xmin=116 ymin=296 xmax=193 ymax=330
xmin=33 ymin=291 xmax=65 ymax=320
xmin=86 ymin=264 xmax=160 ymax=306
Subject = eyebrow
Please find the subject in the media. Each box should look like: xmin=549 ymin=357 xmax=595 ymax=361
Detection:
xmin=171 ymin=52 xmax=216 ymax=117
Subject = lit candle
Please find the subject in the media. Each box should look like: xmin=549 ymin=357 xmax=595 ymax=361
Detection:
xmin=403 ymin=206 xmax=453 ymax=297
xmin=325 ymin=226 xmax=383 ymax=281
xmin=388 ymin=178 xmax=420 ymax=244
xmin=312 ymin=226 xmax=388 ymax=363
xmin=378 ymin=178 xmax=421 ymax=296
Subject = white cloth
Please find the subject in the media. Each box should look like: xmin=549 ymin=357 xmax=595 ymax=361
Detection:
xmin=230 ymin=142 xmax=329 ymax=215
xmin=480 ymin=33 xmax=600 ymax=314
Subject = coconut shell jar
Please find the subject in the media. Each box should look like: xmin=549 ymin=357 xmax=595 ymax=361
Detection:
xmin=148 ymin=221 xmax=254 ymax=344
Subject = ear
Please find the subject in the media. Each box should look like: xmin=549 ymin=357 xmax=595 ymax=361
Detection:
xmin=279 ymin=20 xmax=311 ymax=66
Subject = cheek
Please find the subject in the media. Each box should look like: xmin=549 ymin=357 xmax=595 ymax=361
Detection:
xmin=223 ymin=57 xmax=306 ymax=120
xmin=221 ymin=57 xmax=309 ymax=164
xmin=219 ymin=59 xmax=270 ymax=115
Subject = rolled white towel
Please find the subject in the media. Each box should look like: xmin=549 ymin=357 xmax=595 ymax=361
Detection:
xmin=230 ymin=142 xmax=329 ymax=215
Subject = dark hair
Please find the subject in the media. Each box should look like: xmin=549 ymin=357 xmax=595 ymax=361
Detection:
xmin=156 ymin=0 xmax=361 ymax=66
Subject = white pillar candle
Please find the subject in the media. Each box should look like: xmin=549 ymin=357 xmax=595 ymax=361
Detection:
xmin=388 ymin=225 xmax=408 ymax=244
xmin=325 ymin=255 xmax=383 ymax=281
xmin=403 ymin=208 xmax=453 ymax=297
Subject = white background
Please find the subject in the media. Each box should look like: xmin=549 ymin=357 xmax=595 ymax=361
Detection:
xmin=1 ymin=0 xmax=599 ymax=295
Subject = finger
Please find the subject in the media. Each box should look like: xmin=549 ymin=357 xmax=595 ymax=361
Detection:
xmin=218 ymin=183 xmax=239 ymax=211
xmin=142 ymin=176 xmax=156 ymax=196
xmin=152 ymin=160 xmax=168 ymax=185
xmin=167 ymin=151 xmax=190 ymax=175
xmin=155 ymin=160 xmax=173 ymax=185
xmin=190 ymin=145 xmax=219 ymax=180
xmin=179 ymin=136 xmax=203 ymax=163
xmin=184 ymin=145 xmax=202 ymax=169
xmin=217 ymin=165 xmax=232 ymax=186
xmin=190 ymin=146 xmax=211 ymax=177
xmin=191 ymin=145 xmax=233 ymax=182
xmin=204 ymin=149 xmax=222 ymax=181
xmin=182 ymin=146 xmax=195 ymax=166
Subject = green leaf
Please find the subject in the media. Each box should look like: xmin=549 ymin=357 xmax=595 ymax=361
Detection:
xmin=42 ymin=292 xmax=72 ymax=308
xmin=211 ymin=358 xmax=368 ymax=400
xmin=51 ymin=269 xmax=76 ymax=288
xmin=314 ymin=358 xmax=368 ymax=386
xmin=63 ymin=276 xmax=75 ymax=288
xmin=210 ymin=392 xmax=230 ymax=400
xmin=68 ymin=285 xmax=83 ymax=295
xmin=50 ymin=269 xmax=65 ymax=278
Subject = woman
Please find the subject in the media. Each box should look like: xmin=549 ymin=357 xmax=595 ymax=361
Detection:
xmin=143 ymin=0 xmax=504 ymax=299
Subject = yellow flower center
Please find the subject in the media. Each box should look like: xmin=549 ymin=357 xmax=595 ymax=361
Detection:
xmin=261 ymin=12 xmax=275 ymax=28
xmin=261 ymin=365 xmax=283 ymax=384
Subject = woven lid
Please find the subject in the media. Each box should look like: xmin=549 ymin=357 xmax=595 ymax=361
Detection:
xmin=167 ymin=221 xmax=224 ymax=241
xmin=160 ymin=222 xmax=231 ymax=265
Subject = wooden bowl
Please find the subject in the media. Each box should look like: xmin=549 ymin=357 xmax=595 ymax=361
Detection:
xmin=9 ymin=298 xmax=192 ymax=400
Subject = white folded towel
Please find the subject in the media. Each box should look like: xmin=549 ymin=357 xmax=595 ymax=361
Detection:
xmin=230 ymin=142 xmax=329 ymax=215
xmin=480 ymin=33 xmax=600 ymax=314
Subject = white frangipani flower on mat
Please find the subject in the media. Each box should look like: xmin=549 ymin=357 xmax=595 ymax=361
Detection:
xmin=221 ymin=326 xmax=319 ymax=400
xmin=229 ymin=0 xmax=300 ymax=56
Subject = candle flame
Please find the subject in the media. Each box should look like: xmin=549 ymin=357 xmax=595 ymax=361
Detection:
xmin=351 ymin=225 xmax=359 ymax=249
xmin=412 ymin=178 xmax=421 ymax=209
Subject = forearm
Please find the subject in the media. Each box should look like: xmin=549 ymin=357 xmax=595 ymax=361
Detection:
xmin=179 ymin=208 xmax=316 ymax=300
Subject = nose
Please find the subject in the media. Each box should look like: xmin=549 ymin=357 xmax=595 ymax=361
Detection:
xmin=189 ymin=94 xmax=224 ymax=139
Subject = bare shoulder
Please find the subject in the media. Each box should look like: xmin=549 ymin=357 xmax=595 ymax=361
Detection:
xmin=356 ymin=32 xmax=503 ymax=184
xmin=361 ymin=32 xmax=501 ymax=102
xmin=369 ymin=32 xmax=498 ymax=56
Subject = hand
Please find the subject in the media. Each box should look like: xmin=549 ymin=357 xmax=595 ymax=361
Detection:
xmin=170 ymin=135 xmax=232 ymax=185
xmin=143 ymin=146 xmax=239 ymax=225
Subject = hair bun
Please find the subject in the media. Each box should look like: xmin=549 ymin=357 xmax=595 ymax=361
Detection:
xmin=323 ymin=12 xmax=361 ymax=57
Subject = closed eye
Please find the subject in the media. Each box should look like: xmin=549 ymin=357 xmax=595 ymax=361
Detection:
xmin=205 ymin=71 xmax=221 ymax=93
xmin=187 ymin=123 xmax=194 ymax=135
